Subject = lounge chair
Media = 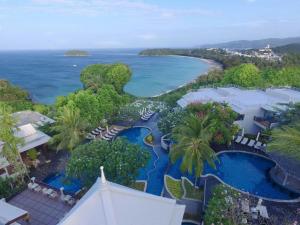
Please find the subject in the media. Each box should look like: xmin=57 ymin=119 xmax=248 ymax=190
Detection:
xmin=86 ymin=134 xmax=95 ymax=140
xmin=63 ymin=195 xmax=72 ymax=203
xmin=104 ymin=133 xmax=115 ymax=139
xmin=254 ymin=141 xmax=262 ymax=149
xmin=247 ymin=139 xmax=256 ymax=147
xmin=107 ymin=130 xmax=117 ymax=136
xmin=235 ymin=136 xmax=243 ymax=143
xmin=113 ymin=127 xmax=122 ymax=131
xmin=67 ymin=198 xmax=76 ymax=206
xmin=34 ymin=185 xmax=42 ymax=192
xmin=42 ymin=187 xmax=49 ymax=195
xmin=241 ymin=137 xmax=249 ymax=145
xmin=109 ymin=129 xmax=119 ymax=135
xmin=49 ymin=191 xmax=58 ymax=199
xmin=102 ymin=136 xmax=111 ymax=141
xmin=97 ymin=126 xmax=105 ymax=131
xmin=95 ymin=128 xmax=103 ymax=132
xmin=91 ymin=130 xmax=100 ymax=136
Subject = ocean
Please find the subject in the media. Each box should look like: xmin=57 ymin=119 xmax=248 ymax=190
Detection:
xmin=0 ymin=49 xmax=210 ymax=104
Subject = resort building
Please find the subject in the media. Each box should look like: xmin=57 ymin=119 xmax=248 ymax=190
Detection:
xmin=177 ymin=87 xmax=300 ymax=134
xmin=58 ymin=167 xmax=185 ymax=225
xmin=0 ymin=111 xmax=54 ymax=178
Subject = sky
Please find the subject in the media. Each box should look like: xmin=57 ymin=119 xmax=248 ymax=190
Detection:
xmin=0 ymin=0 xmax=299 ymax=50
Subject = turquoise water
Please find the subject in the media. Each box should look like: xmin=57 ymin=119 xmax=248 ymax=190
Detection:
xmin=0 ymin=49 xmax=209 ymax=104
xmin=43 ymin=173 xmax=82 ymax=195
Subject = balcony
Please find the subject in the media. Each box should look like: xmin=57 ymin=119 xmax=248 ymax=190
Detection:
xmin=254 ymin=116 xmax=280 ymax=130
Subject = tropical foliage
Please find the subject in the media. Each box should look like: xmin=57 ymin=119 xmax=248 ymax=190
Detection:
xmin=158 ymin=108 xmax=187 ymax=134
xmin=50 ymin=105 xmax=88 ymax=151
xmin=170 ymin=114 xmax=216 ymax=179
xmin=0 ymin=103 xmax=27 ymax=182
xmin=0 ymin=177 xmax=26 ymax=199
xmin=80 ymin=63 xmax=132 ymax=93
xmin=267 ymin=122 xmax=300 ymax=161
xmin=204 ymin=185 xmax=241 ymax=225
xmin=66 ymin=138 xmax=150 ymax=188
xmin=0 ymin=80 xmax=33 ymax=112
xmin=187 ymin=103 xmax=238 ymax=144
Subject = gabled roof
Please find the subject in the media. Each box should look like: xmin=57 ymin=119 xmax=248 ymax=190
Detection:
xmin=12 ymin=110 xmax=55 ymax=127
xmin=58 ymin=169 xmax=185 ymax=225
xmin=0 ymin=200 xmax=28 ymax=225
xmin=15 ymin=124 xmax=51 ymax=153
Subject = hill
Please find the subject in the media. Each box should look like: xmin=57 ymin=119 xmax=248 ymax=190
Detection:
xmin=273 ymin=43 xmax=300 ymax=55
xmin=200 ymin=37 xmax=300 ymax=50
xmin=65 ymin=50 xmax=89 ymax=57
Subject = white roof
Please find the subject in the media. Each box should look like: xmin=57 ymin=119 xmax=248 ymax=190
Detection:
xmin=177 ymin=87 xmax=300 ymax=114
xmin=59 ymin=172 xmax=185 ymax=225
xmin=0 ymin=200 xmax=28 ymax=225
xmin=14 ymin=124 xmax=51 ymax=153
xmin=12 ymin=110 xmax=55 ymax=127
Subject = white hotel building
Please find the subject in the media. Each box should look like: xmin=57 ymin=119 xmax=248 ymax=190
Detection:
xmin=177 ymin=87 xmax=300 ymax=134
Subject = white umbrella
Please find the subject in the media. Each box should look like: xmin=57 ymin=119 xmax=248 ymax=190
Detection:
xmin=256 ymin=132 xmax=261 ymax=141
xmin=60 ymin=187 xmax=65 ymax=201
xmin=106 ymin=126 xmax=109 ymax=133
xmin=241 ymin=128 xmax=245 ymax=137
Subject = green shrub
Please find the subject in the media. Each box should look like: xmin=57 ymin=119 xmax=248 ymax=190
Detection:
xmin=27 ymin=148 xmax=38 ymax=161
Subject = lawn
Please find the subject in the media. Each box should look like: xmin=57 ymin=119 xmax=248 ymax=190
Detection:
xmin=182 ymin=178 xmax=203 ymax=201
xmin=165 ymin=176 xmax=183 ymax=199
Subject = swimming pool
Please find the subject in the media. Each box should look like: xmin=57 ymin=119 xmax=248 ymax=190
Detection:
xmin=43 ymin=173 xmax=82 ymax=195
xmin=203 ymin=151 xmax=300 ymax=201
xmin=117 ymin=127 xmax=169 ymax=196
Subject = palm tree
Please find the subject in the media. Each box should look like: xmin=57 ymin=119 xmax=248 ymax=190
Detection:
xmin=51 ymin=106 xmax=88 ymax=151
xmin=170 ymin=114 xmax=217 ymax=184
xmin=268 ymin=122 xmax=300 ymax=161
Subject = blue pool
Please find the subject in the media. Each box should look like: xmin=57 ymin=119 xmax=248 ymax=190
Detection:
xmin=203 ymin=152 xmax=300 ymax=200
xmin=117 ymin=127 xmax=169 ymax=196
xmin=43 ymin=173 xmax=82 ymax=195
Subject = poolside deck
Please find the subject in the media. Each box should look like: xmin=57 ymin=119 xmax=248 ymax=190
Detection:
xmin=8 ymin=189 xmax=71 ymax=225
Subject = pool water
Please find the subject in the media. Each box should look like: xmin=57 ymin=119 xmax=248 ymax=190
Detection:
xmin=117 ymin=127 xmax=169 ymax=195
xmin=203 ymin=152 xmax=300 ymax=200
xmin=43 ymin=173 xmax=82 ymax=195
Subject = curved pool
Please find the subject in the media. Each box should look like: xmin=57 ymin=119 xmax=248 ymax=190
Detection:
xmin=203 ymin=152 xmax=300 ymax=201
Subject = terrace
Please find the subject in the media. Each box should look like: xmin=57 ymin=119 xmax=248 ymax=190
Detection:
xmin=8 ymin=189 xmax=71 ymax=225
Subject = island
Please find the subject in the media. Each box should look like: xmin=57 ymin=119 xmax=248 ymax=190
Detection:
xmin=64 ymin=50 xmax=89 ymax=57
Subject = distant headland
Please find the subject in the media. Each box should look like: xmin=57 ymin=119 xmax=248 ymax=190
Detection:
xmin=64 ymin=50 xmax=89 ymax=57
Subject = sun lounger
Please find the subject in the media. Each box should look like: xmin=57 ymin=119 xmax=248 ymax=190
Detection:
xmin=97 ymin=126 xmax=105 ymax=131
xmin=102 ymin=136 xmax=111 ymax=141
xmin=34 ymin=185 xmax=42 ymax=192
xmin=254 ymin=141 xmax=262 ymax=149
xmin=109 ymin=129 xmax=118 ymax=135
xmin=95 ymin=128 xmax=103 ymax=132
xmin=42 ymin=187 xmax=49 ymax=195
xmin=107 ymin=130 xmax=117 ymax=136
xmin=91 ymin=130 xmax=100 ymax=135
xmin=104 ymin=133 xmax=115 ymax=139
xmin=67 ymin=198 xmax=76 ymax=206
xmin=248 ymin=139 xmax=256 ymax=147
xmin=28 ymin=182 xmax=37 ymax=190
xmin=235 ymin=136 xmax=243 ymax=143
xmin=63 ymin=195 xmax=72 ymax=203
xmin=113 ymin=127 xmax=122 ymax=131
xmin=241 ymin=137 xmax=249 ymax=145
xmin=49 ymin=191 xmax=58 ymax=199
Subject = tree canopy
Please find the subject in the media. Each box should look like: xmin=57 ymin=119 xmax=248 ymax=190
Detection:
xmin=80 ymin=63 xmax=132 ymax=93
xmin=66 ymin=138 xmax=150 ymax=188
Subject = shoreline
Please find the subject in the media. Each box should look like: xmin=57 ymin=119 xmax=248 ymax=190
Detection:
xmin=151 ymin=55 xmax=223 ymax=98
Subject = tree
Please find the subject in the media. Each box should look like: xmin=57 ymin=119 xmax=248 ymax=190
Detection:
xmin=267 ymin=122 xmax=300 ymax=161
xmin=50 ymin=105 xmax=88 ymax=151
xmin=80 ymin=63 xmax=132 ymax=93
xmin=0 ymin=103 xmax=27 ymax=183
xmin=170 ymin=114 xmax=216 ymax=182
xmin=158 ymin=109 xmax=187 ymax=134
xmin=66 ymin=138 xmax=150 ymax=187
xmin=222 ymin=63 xmax=262 ymax=87
xmin=204 ymin=185 xmax=242 ymax=225
xmin=187 ymin=103 xmax=238 ymax=145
